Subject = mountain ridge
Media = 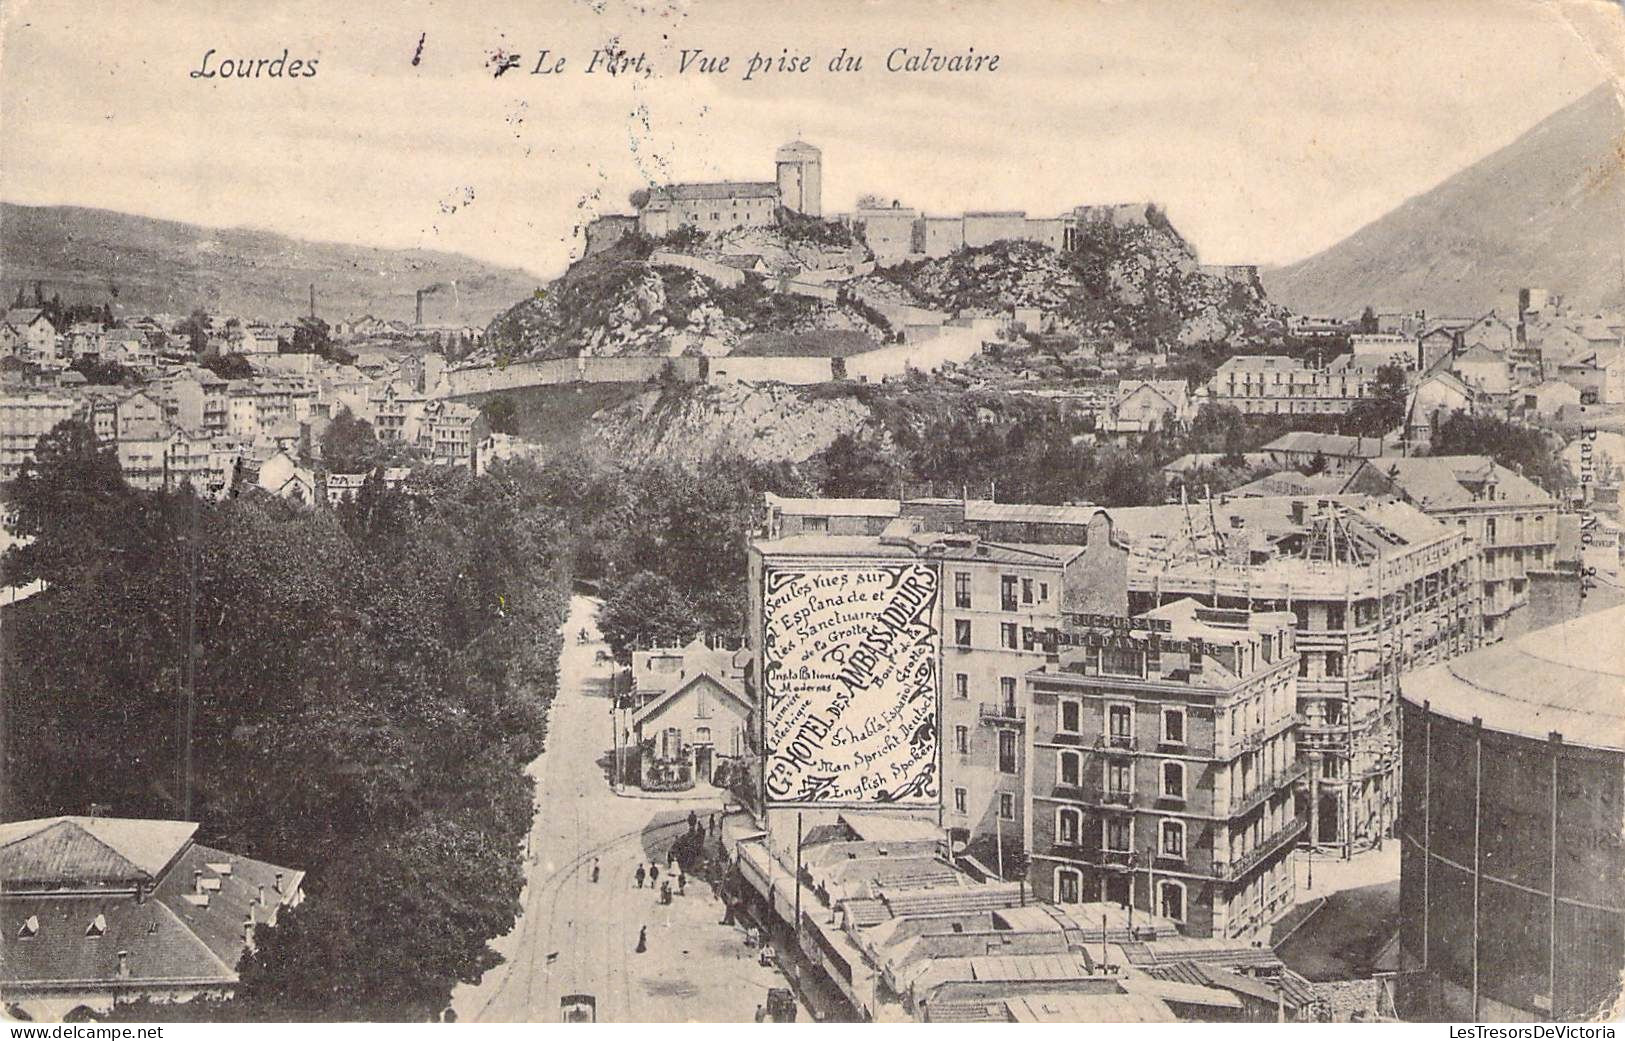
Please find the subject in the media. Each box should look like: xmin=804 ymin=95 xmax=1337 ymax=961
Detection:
xmin=1263 ymin=83 xmax=1625 ymax=317
xmin=0 ymin=201 xmax=540 ymax=325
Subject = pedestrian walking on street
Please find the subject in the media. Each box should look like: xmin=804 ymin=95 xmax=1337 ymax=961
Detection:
xmin=635 ymin=864 xmax=646 ymax=889
xmin=591 ymin=858 xmax=600 ymax=883
xmin=678 ymin=870 xmax=687 ymax=896
xmin=660 ymin=879 xmax=672 ymax=905
xmin=650 ymin=863 xmax=660 ymax=886
xmin=709 ymin=812 xmax=718 ymax=835
xmin=635 ymin=926 xmax=647 ymax=953
xmin=688 ymin=809 xmax=698 ymax=833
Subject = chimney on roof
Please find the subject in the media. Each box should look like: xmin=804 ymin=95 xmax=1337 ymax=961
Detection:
xmin=194 ymin=869 xmax=204 ymax=894
xmin=116 ymin=950 xmax=130 ymax=979
xmin=274 ymin=871 xmax=284 ymax=894
xmin=257 ymin=884 xmax=266 ymax=906
xmin=243 ymin=913 xmax=256 ymax=951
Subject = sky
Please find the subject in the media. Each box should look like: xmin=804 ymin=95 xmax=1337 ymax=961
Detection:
xmin=1 ymin=0 xmax=1619 ymax=281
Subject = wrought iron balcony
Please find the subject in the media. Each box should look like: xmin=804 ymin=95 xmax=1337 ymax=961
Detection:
xmin=979 ymin=702 xmax=1026 ymax=726
xmin=1212 ymin=818 xmax=1307 ymax=881
xmin=1096 ymin=734 xmax=1138 ymax=752
xmin=1228 ymin=760 xmax=1311 ymax=818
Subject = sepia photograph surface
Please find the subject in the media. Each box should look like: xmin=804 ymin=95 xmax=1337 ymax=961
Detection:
xmin=1 ymin=0 xmax=1623 ymax=1026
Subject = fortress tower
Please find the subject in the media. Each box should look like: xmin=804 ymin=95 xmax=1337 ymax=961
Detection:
xmin=775 ymin=140 xmax=822 ymax=217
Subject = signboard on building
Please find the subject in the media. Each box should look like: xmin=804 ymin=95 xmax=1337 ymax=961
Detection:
xmin=761 ymin=562 xmax=940 ymax=807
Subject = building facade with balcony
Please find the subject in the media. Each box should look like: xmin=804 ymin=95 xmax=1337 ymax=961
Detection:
xmin=1344 ymin=456 xmax=1559 ymax=642
xmin=1114 ymin=495 xmax=1480 ymax=859
xmin=1026 ymin=601 xmax=1303 ymax=939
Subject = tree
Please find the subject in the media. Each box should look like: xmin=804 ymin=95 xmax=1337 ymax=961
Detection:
xmin=200 ymin=351 xmax=255 ymax=379
xmin=1341 ymin=363 xmax=1408 ymax=438
xmin=184 ymin=309 xmax=210 ymax=353
xmin=1359 ymin=306 xmax=1378 ymax=334
xmin=1429 ymin=411 xmax=1572 ymax=494
xmin=597 ymin=570 xmax=698 ymax=659
xmin=480 ymin=395 xmax=519 ymax=435
xmin=1 ymin=419 xmax=132 ymax=590
xmin=321 ymin=406 xmax=383 ymax=472
xmin=818 ymin=432 xmax=895 ymax=497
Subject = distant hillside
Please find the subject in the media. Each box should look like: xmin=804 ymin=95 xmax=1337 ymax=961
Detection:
xmin=1264 ymin=84 xmax=1625 ymax=317
xmin=0 ymin=203 xmax=540 ymax=324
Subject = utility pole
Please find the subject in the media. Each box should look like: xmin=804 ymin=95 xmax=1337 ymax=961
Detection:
xmin=794 ymin=812 xmax=804 ymax=942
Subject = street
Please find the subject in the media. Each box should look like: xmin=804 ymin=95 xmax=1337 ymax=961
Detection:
xmin=450 ymin=595 xmax=797 ymax=1023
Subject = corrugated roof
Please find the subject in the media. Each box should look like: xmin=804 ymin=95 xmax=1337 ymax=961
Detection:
xmin=842 ymin=898 xmax=892 ymax=927
xmin=1403 ymin=603 xmax=1625 ymax=748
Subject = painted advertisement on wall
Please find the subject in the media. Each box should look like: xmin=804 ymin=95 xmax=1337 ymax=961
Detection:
xmin=761 ymin=561 xmax=940 ymax=807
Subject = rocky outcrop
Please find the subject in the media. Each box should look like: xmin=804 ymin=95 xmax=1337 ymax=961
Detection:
xmin=481 ymin=222 xmax=885 ymax=362
xmin=860 ymin=209 xmax=1283 ymax=347
xmin=585 ymin=381 xmax=873 ymax=465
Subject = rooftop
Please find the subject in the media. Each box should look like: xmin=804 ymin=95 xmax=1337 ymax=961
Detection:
xmin=1403 ymin=603 xmax=1625 ymax=749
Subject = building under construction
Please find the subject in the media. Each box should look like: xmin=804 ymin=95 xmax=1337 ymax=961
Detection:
xmin=764 ymin=493 xmax=1482 ymax=859
xmin=1110 ymin=495 xmax=1481 ymax=858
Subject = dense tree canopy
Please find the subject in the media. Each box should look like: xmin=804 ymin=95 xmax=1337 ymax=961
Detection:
xmin=2 ymin=426 xmax=568 ymax=1020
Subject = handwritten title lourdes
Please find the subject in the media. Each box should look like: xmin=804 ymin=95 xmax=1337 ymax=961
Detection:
xmin=498 ymin=46 xmax=1000 ymax=80
xmin=761 ymin=563 xmax=940 ymax=807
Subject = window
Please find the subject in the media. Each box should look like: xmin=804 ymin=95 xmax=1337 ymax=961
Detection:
xmin=1001 ymin=575 xmax=1019 ymax=611
xmin=955 ymin=619 xmax=972 ymax=647
xmin=998 ymin=730 xmax=1017 ymax=774
xmin=694 ymin=691 xmax=711 ymax=718
xmin=1108 ymin=703 xmax=1133 ymax=746
xmin=694 ymin=726 xmax=711 ymax=745
xmin=802 ymin=515 xmax=828 ymax=532
xmin=1162 ymin=761 xmax=1186 ymax=800
xmin=1161 ymin=708 xmax=1185 ymax=746
xmin=1327 ymin=604 xmax=1346 ymax=630
xmin=1055 ymin=867 xmax=1083 ymax=903
xmin=1059 ymin=699 xmax=1081 ymax=735
xmin=1326 ymin=651 xmax=1344 ymax=678
xmin=1022 ymin=577 xmax=1034 ymax=604
xmin=1160 ymin=820 xmax=1186 ymax=859
xmin=1298 ymin=655 xmax=1310 ymax=678
xmin=17 ymin=915 xmax=38 ymax=939
xmin=1105 ymin=817 xmax=1132 ymax=852
xmin=954 ymin=571 xmax=972 ymax=609
xmin=661 ymin=727 xmax=681 ymax=758
xmin=955 ymin=725 xmax=970 ymax=755
xmin=1058 ymin=807 xmax=1082 ymax=845
xmin=86 ymin=913 xmax=107 ymax=938
xmin=954 ymin=787 xmax=967 ymax=814
xmin=1158 ymin=880 xmax=1186 ymax=922
xmin=1039 ymin=582 xmax=1049 ymax=602
xmin=998 ymin=792 xmax=1016 ymax=820
xmin=955 ymin=673 xmax=969 ymax=699
xmin=999 ymin=676 xmax=1017 ymax=711
xmin=1101 ymin=646 xmax=1143 ymax=677
xmin=1106 ymin=760 xmax=1131 ymax=797
xmin=1059 ymin=750 xmax=1081 ymax=786
xmin=1000 ymin=622 xmax=1018 ymax=649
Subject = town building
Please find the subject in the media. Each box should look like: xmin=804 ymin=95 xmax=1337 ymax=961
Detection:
xmin=1396 ymin=605 xmax=1625 ymax=1022
xmin=1344 ymin=457 xmax=1559 ymax=641
xmin=1258 ymin=432 xmax=1386 ymax=476
xmin=1196 ymin=356 xmax=1377 ymax=415
xmin=1403 ymin=370 xmax=1476 ymax=451
xmin=748 ymin=511 xmax=1129 ymax=874
xmin=1 ymin=309 xmax=59 ymax=365
xmin=1112 ymin=495 xmax=1481 ymax=857
xmin=730 ymin=811 xmax=1320 ymax=1022
xmin=1026 ymin=601 xmax=1303 ymax=939
xmin=414 ymin=398 xmax=484 ymax=469
xmin=0 ymin=392 xmax=77 ymax=481
xmin=760 ymin=493 xmax=1482 ymax=857
xmin=623 ymin=638 xmax=752 ymax=791
xmin=0 ymin=815 xmax=303 ymax=1021
xmin=1103 ymin=380 xmax=1194 ymax=436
